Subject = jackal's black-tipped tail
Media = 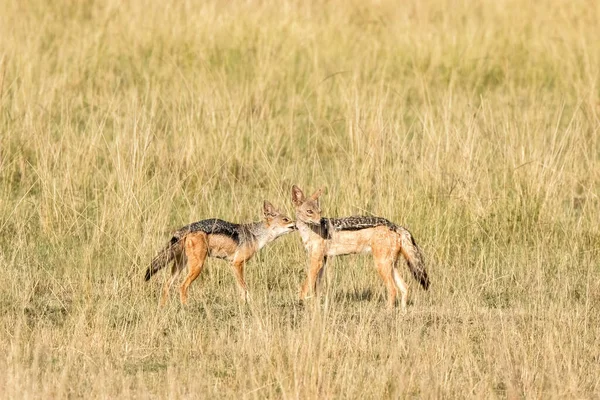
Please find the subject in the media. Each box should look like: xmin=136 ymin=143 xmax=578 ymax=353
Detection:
xmin=145 ymin=236 xmax=181 ymax=281
xmin=396 ymin=226 xmax=430 ymax=290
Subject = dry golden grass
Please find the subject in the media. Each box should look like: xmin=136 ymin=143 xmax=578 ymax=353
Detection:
xmin=1 ymin=0 xmax=599 ymax=398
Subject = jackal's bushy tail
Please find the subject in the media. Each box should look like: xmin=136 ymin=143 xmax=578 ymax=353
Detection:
xmin=144 ymin=236 xmax=183 ymax=281
xmin=396 ymin=226 xmax=430 ymax=290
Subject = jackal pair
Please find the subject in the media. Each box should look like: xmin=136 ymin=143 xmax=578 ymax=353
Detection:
xmin=145 ymin=186 xmax=430 ymax=310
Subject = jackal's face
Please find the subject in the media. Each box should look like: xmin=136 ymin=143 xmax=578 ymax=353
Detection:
xmin=291 ymin=185 xmax=323 ymax=225
xmin=263 ymin=201 xmax=296 ymax=237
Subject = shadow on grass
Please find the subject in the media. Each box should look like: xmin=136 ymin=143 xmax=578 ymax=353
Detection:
xmin=334 ymin=288 xmax=375 ymax=303
xmin=124 ymin=359 xmax=168 ymax=375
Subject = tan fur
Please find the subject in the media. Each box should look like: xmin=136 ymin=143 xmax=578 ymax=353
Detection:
xmin=151 ymin=201 xmax=295 ymax=306
xmin=174 ymin=232 xmax=257 ymax=305
xmin=292 ymin=185 xmax=426 ymax=311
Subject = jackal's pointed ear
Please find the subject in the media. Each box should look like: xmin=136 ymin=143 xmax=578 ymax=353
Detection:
xmin=291 ymin=185 xmax=305 ymax=207
xmin=310 ymin=187 xmax=324 ymax=201
xmin=263 ymin=200 xmax=278 ymax=218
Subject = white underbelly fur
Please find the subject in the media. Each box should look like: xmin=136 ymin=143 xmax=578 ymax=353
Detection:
xmin=326 ymin=242 xmax=372 ymax=256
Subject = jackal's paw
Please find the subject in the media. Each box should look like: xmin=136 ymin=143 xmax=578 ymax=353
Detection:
xmin=299 ymin=288 xmax=313 ymax=301
xmin=237 ymin=289 xmax=251 ymax=303
xmin=300 ymin=294 xmax=315 ymax=303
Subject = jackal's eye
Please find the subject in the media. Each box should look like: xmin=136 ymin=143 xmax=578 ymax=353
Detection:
xmin=306 ymin=210 xmax=313 ymax=215
xmin=282 ymin=217 xmax=290 ymax=223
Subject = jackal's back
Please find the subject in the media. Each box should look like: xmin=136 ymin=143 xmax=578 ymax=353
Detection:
xmin=328 ymin=216 xmax=396 ymax=231
xmin=307 ymin=216 xmax=397 ymax=239
xmin=179 ymin=218 xmax=243 ymax=243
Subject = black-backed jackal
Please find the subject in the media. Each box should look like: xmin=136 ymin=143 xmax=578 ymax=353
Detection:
xmin=291 ymin=185 xmax=429 ymax=310
xmin=145 ymin=201 xmax=295 ymax=305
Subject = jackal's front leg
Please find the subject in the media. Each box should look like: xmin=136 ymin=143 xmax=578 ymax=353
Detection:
xmin=231 ymin=260 xmax=249 ymax=302
xmin=300 ymin=251 xmax=326 ymax=300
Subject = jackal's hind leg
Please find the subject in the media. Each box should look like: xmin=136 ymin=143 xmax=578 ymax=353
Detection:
xmin=160 ymin=252 xmax=186 ymax=307
xmin=179 ymin=234 xmax=208 ymax=305
xmin=373 ymin=252 xmax=398 ymax=310
xmin=392 ymin=268 xmax=409 ymax=313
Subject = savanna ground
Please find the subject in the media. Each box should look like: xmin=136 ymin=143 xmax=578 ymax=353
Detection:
xmin=1 ymin=0 xmax=599 ymax=398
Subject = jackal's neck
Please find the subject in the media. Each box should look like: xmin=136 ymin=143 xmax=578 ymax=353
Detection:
xmin=244 ymin=221 xmax=271 ymax=250
xmin=296 ymin=219 xmax=328 ymax=244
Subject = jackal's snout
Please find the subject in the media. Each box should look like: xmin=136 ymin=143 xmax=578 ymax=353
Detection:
xmin=283 ymin=220 xmax=297 ymax=233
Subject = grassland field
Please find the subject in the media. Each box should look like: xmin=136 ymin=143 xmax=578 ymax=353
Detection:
xmin=1 ymin=0 xmax=599 ymax=398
